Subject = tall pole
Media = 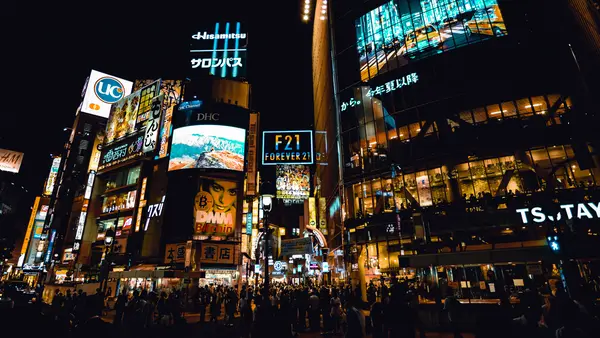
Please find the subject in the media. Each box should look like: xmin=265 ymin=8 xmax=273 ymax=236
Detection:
xmin=263 ymin=211 xmax=269 ymax=298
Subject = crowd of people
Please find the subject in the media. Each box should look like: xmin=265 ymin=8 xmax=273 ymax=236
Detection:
xmin=5 ymin=276 xmax=600 ymax=338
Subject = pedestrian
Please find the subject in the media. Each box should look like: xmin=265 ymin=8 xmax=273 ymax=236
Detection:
xmin=309 ymin=290 xmax=320 ymax=331
xmin=157 ymin=292 xmax=170 ymax=326
xmin=168 ymin=292 xmax=182 ymax=325
xmin=344 ymin=297 xmax=366 ymax=338
xmin=198 ymin=289 xmax=208 ymax=324
xmin=210 ymin=289 xmax=222 ymax=323
xmin=330 ymin=289 xmax=343 ymax=335
xmin=114 ymin=290 xmax=128 ymax=326
xmin=444 ymin=294 xmax=464 ymax=338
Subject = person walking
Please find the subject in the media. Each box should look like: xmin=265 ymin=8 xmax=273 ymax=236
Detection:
xmin=330 ymin=289 xmax=343 ymax=335
xmin=344 ymin=298 xmax=366 ymax=338
xmin=114 ymin=290 xmax=128 ymax=326
xmin=309 ymin=290 xmax=321 ymax=331
xmin=198 ymin=288 xmax=208 ymax=324
xmin=210 ymin=288 xmax=222 ymax=323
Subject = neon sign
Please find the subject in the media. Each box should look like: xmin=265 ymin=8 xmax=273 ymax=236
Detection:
xmin=340 ymin=72 xmax=419 ymax=111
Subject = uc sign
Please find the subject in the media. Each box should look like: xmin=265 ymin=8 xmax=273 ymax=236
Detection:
xmin=262 ymin=130 xmax=313 ymax=165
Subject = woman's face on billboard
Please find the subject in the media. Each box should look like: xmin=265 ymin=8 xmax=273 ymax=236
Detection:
xmin=209 ymin=180 xmax=237 ymax=212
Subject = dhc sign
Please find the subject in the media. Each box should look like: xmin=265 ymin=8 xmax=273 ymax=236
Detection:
xmin=516 ymin=202 xmax=600 ymax=223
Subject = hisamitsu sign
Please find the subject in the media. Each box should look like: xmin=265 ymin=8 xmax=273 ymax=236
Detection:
xmin=262 ymin=130 xmax=314 ymax=165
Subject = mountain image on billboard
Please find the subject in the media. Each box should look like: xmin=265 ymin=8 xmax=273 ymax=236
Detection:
xmin=169 ymin=125 xmax=246 ymax=171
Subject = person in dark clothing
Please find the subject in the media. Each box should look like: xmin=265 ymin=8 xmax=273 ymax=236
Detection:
xmin=367 ymin=283 xmax=376 ymax=305
xmin=320 ymin=286 xmax=332 ymax=332
xmin=114 ymin=290 xmax=128 ymax=326
xmin=210 ymin=290 xmax=222 ymax=323
xmin=156 ymin=292 xmax=170 ymax=326
xmin=297 ymin=288 xmax=309 ymax=330
xmin=198 ymin=289 xmax=208 ymax=324
xmin=168 ymin=292 xmax=182 ymax=325
xmin=225 ymin=289 xmax=237 ymax=327
xmin=370 ymin=300 xmax=385 ymax=338
xmin=345 ymin=298 xmax=366 ymax=338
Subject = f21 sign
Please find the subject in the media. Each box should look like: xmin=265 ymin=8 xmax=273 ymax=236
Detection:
xmin=262 ymin=130 xmax=313 ymax=165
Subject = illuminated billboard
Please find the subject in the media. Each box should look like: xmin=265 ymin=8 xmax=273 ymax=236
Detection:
xmin=262 ymin=130 xmax=314 ymax=165
xmin=133 ymin=79 xmax=184 ymax=159
xmin=0 ymin=148 xmax=24 ymax=173
xmin=105 ymin=81 xmax=160 ymax=144
xmin=43 ymin=156 xmax=61 ymax=196
xmin=190 ymin=22 xmax=248 ymax=78
xmin=105 ymin=89 xmax=141 ymax=144
xmin=81 ymin=70 xmax=133 ymax=118
xmin=169 ymin=125 xmax=246 ymax=171
xmin=194 ymin=178 xmax=239 ymax=237
xmin=276 ymin=165 xmax=310 ymax=204
xmin=356 ymin=0 xmax=507 ymax=81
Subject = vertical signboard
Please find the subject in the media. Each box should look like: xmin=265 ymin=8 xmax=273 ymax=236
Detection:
xmin=308 ymin=197 xmax=317 ymax=228
xmin=43 ymin=156 xmax=61 ymax=196
xmin=87 ymin=133 xmax=104 ymax=172
xmin=315 ymin=131 xmax=328 ymax=165
xmin=246 ymin=113 xmax=258 ymax=196
xmin=318 ymin=197 xmax=328 ymax=235
xmin=18 ymin=196 xmax=40 ymax=267
xmin=143 ymin=95 xmax=164 ymax=153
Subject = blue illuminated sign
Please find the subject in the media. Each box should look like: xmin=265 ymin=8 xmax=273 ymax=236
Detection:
xmin=246 ymin=213 xmax=252 ymax=234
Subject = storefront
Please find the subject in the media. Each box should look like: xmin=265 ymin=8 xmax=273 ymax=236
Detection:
xmin=199 ymin=268 xmax=239 ymax=286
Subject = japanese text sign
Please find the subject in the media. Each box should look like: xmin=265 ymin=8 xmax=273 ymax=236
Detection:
xmin=164 ymin=243 xmax=187 ymax=264
xmin=199 ymin=243 xmax=234 ymax=264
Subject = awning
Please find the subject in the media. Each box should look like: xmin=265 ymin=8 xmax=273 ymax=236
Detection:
xmin=408 ymin=246 xmax=554 ymax=268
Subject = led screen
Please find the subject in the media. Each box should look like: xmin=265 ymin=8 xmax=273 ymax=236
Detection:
xmin=276 ymin=165 xmax=310 ymax=204
xmin=169 ymin=125 xmax=246 ymax=172
xmin=194 ymin=178 xmax=238 ymax=238
xmin=356 ymin=0 xmax=507 ymax=81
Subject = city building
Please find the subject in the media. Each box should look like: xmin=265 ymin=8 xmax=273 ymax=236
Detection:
xmin=328 ymin=0 xmax=600 ymax=301
xmin=310 ymin=0 xmax=346 ymax=284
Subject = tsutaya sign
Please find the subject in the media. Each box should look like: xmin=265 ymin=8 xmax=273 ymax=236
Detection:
xmin=340 ymin=72 xmax=420 ymax=112
xmin=516 ymin=202 xmax=600 ymax=223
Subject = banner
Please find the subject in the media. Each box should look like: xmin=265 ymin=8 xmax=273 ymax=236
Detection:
xmin=318 ymin=197 xmax=328 ymax=235
xmin=246 ymin=113 xmax=258 ymax=196
xmin=199 ymin=243 xmax=235 ymax=264
xmin=281 ymin=237 xmax=313 ymax=256
xmin=194 ymin=178 xmax=238 ymax=237
xmin=164 ymin=243 xmax=187 ymax=264
xmin=43 ymin=157 xmax=61 ymax=196
xmin=308 ymin=197 xmax=317 ymax=228
xmin=143 ymin=95 xmax=164 ymax=153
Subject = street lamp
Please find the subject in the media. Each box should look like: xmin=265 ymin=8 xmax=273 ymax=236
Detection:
xmin=101 ymin=228 xmax=116 ymax=294
xmin=260 ymin=181 xmax=275 ymax=299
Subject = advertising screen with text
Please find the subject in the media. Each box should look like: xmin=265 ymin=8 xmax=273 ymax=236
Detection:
xmin=194 ymin=178 xmax=239 ymax=237
xmin=357 ymin=0 xmax=507 ymax=81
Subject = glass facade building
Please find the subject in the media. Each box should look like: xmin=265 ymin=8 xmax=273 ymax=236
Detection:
xmin=329 ymin=0 xmax=600 ymax=302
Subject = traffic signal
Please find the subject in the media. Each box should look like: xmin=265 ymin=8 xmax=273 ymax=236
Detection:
xmin=547 ymin=234 xmax=561 ymax=252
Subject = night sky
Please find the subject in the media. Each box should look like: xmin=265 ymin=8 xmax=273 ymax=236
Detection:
xmin=0 ymin=2 xmax=313 ymax=230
